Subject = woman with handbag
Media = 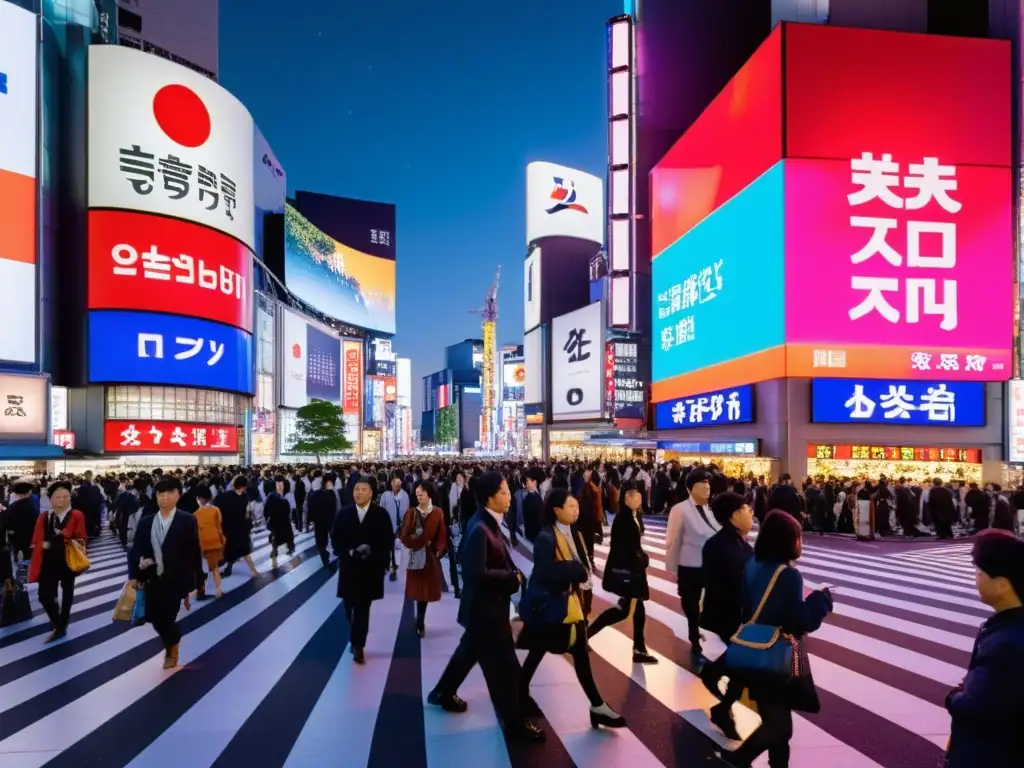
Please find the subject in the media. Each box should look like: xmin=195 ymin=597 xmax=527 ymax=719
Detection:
xmin=400 ymin=481 xmax=447 ymax=637
xmin=587 ymin=480 xmax=658 ymax=664
xmin=718 ymin=510 xmax=833 ymax=768
xmin=517 ymin=488 xmax=625 ymax=728
xmin=28 ymin=481 xmax=88 ymax=643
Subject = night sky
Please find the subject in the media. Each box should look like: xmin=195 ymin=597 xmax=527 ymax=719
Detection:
xmin=219 ymin=0 xmax=620 ymax=418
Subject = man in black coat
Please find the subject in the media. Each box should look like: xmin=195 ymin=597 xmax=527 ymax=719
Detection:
xmin=426 ymin=471 xmax=545 ymax=743
xmin=75 ymin=472 xmax=106 ymax=539
xmin=308 ymin=472 xmax=340 ymax=567
xmin=767 ymin=475 xmax=804 ymax=521
xmin=128 ymin=476 xmax=201 ymax=669
xmin=330 ymin=477 xmax=394 ymax=664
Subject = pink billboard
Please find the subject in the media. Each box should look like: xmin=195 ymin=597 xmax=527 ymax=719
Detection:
xmin=785 ymin=157 xmax=1012 ymax=381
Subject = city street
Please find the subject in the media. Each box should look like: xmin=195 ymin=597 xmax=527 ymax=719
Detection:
xmin=0 ymin=518 xmax=979 ymax=768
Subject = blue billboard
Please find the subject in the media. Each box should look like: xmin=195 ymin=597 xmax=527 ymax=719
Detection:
xmin=89 ymin=311 xmax=254 ymax=395
xmin=654 ymin=384 xmax=754 ymax=430
xmin=306 ymin=323 xmax=342 ymax=403
xmin=651 ymin=163 xmax=785 ymax=386
xmin=811 ymin=379 xmax=985 ymax=427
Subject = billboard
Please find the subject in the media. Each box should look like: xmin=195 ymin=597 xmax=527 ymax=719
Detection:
xmin=1009 ymin=381 xmax=1024 ymax=463
xmin=284 ymin=203 xmax=396 ymax=334
xmin=342 ymin=340 xmax=362 ymax=447
xmin=88 ymin=310 xmax=254 ymax=394
xmin=253 ymin=126 xmax=287 ymax=259
xmin=526 ymin=162 xmax=603 ymax=245
xmin=502 ymin=361 xmax=526 ymax=403
xmin=811 ymin=379 xmax=985 ymax=427
xmin=88 ymin=209 xmax=253 ymax=332
xmin=607 ymin=338 xmax=645 ymax=420
xmin=524 ymin=327 xmax=545 ymax=406
xmin=396 ymin=357 xmax=412 ymax=408
xmin=652 ymin=163 xmax=785 ymax=394
xmin=524 ymin=247 xmax=541 ymax=332
xmin=104 ymin=420 xmax=238 ymax=453
xmin=279 ymin=308 xmax=342 ymax=408
xmin=0 ymin=373 xmax=48 ymax=441
xmin=87 ymin=45 xmax=255 ymax=250
xmin=0 ymin=2 xmax=38 ymax=365
xmin=551 ymin=302 xmax=605 ymax=421
xmin=654 ymin=384 xmax=754 ymax=431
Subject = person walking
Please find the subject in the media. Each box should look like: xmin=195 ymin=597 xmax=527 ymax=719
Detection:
xmin=308 ymin=472 xmax=341 ymax=567
xmin=28 ymin=481 xmax=87 ymax=643
xmin=128 ymin=477 xmax=202 ymax=670
xmin=399 ymin=481 xmax=447 ymax=637
xmin=194 ymin=485 xmax=226 ymax=599
xmin=219 ymin=475 xmax=259 ymax=579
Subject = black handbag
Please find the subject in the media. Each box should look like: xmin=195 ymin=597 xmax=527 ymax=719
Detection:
xmin=602 ymin=566 xmax=636 ymax=595
xmin=1 ymin=578 xmax=32 ymax=628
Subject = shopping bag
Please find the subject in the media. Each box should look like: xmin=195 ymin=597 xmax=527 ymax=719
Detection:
xmin=65 ymin=539 xmax=91 ymax=575
xmin=131 ymin=587 xmax=147 ymax=626
xmin=1 ymin=578 xmax=32 ymax=627
xmin=112 ymin=582 xmax=136 ymax=622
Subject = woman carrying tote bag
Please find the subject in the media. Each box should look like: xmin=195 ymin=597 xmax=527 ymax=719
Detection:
xmin=400 ymin=481 xmax=447 ymax=637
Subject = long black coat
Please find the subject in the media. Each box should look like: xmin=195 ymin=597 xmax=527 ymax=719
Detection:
xmin=700 ymin=526 xmax=754 ymax=640
xmin=128 ymin=510 xmax=201 ymax=600
xmin=330 ymin=504 xmax=394 ymax=602
xmin=218 ymin=490 xmax=252 ymax=561
xmin=457 ymin=509 xmax=521 ymax=630
xmin=601 ymin=508 xmax=650 ymax=600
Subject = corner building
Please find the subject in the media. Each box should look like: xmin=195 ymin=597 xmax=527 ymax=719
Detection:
xmin=648 ymin=24 xmax=1012 ymax=484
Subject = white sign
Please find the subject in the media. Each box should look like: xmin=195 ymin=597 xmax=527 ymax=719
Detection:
xmin=1009 ymin=380 xmax=1024 ymax=463
xmin=526 ymin=162 xmax=603 ymax=245
xmin=88 ymin=45 xmax=256 ymax=250
xmin=280 ymin=308 xmax=308 ymax=409
xmin=51 ymin=385 xmax=68 ymax=431
xmin=552 ymin=302 xmax=605 ymax=421
xmin=524 ymin=327 xmax=544 ymax=406
xmin=396 ymin=357 xmax=412 ymax=408
xmin=0 ymin=2 xmax=39 ymax=365
xmin=524 ymin=247 xmax=542 ymax=332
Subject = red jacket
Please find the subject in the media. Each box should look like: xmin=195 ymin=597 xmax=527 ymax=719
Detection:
xmin=28 ymin=509 xmax=88 ymax=583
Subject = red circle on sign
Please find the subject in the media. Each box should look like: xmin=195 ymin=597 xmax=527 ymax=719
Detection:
xmin=152 ymin=84 xmax=212 ymax=148
xmin=292 ymin=344 xmax=302 ymax=359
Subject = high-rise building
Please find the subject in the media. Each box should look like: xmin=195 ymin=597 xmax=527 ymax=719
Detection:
xmin=115 ymin=0 xmax=218 ymax=80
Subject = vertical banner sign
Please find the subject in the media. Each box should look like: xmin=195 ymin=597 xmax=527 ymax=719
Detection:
xmin=551 ymin=302 xmax=605 ymax=421
xmin=1009 ymin=380 xmax=1024 ymax=463
xmin=342 ymin=341 xmax=362 ymax=449
xmin=605 ymin=343 xmax=616 ymax=417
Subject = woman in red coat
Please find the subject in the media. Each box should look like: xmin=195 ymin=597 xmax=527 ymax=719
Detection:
xmin=28 ymin=481 xmax=87 ymax=643
xmin=400 ymin=481 xmax=447 ymax=637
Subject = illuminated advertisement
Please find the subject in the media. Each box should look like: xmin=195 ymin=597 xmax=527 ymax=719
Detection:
xmin=87 ymin=45 xmax=256 ymax=250
xmin=383 ymin=376 xmax=397 ymax=403
xmin=104 ymin=420 xmax=238 ymax=453
xmin=608 ymin=338 xmax=645 ymax=420
xmin=342 ymin=340 xmax=362 ymax=447
xmin=253 ymin=126 xmax=286 ymax=259
xmin=810 ymin=444 xmax=981 ymax=464
xmin=652 ymin=163 xmax=785 ymax=399
xmin=0 ymin=2 xmax=39 ymax=364
xmin=524 ymin=247 xmax=542 ymax=332
xmin=502 ymin=361 xmax=525 ymax=402
xmin=88 ymin=210 xmax=253 ymax=332
xmin=284 ymin=197 xmax=396 ymax=334
xmin=651 ymin=27 xmax=782 ymax=257
xmin=279 ymin=308 xmax=341 ymax=408
xmin=551 ymin=302 xmax=605 ymax=421
xmin=524 ymin=327 xmax=545 ymax=406
xmin=526 ymin=162 xmax=603 ymax=245
xmin=1008 ymin=381 xmax=1024 ymax=463
xmin=654 ymin=385 xmax=754 ymax=431
xmin=88 ymin=310 xmax=254 ymax=394
xmin=811 ymin=379 xmax=984 ymax=427
xmin=0 ymin=373 xmax=48 ymax=441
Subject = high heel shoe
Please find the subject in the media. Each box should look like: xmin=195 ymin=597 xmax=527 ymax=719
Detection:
xmin=589 ymin=702 xmax=626 ymax=729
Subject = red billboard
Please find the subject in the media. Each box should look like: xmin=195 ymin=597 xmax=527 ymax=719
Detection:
xmin=104 ymin=420 xmax=239 ymax=453
xmin=785 ymin=25 xmax=1010 ymax=167
xmin=342 ymin=341 xmax=362 ymax=413
xmin=88 ymin=210 xmax=254 ymax=333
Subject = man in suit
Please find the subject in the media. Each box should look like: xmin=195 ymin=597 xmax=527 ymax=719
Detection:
xmin=426 ymin=471 xmax=545 ymax=743
xmin=330 ymin=477 xmax=394 ymax=664
xmin=128 ymin=476 xmax=201 ymax=669
xmin=308 ymin=472 xmax=340 ymax=567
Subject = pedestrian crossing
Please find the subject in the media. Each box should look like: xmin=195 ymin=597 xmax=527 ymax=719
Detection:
xmin=0 ymin=517 xmax=984 ymax=767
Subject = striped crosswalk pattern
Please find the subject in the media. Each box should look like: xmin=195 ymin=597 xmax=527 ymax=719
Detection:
xmin=0 ymin=518 xmax=981 ymax=767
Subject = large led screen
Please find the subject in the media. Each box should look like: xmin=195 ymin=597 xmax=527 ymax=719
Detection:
xmin=280 ymin=307 xmax=342 ymax=408
xmin=284 ymin=203 xmax=396 ymax=334
xmin=785 ymin=158 xmax=1012 ymax=381
xmin=650 ymin=27 xmax=782 ymax=257
xmin=652 ymin=163 xmax=785 ymax=403
xmin=811 ymin=379 xmax=985 ymax=427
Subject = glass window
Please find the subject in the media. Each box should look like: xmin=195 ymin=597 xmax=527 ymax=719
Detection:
xmin=104 ymin=385 xmax=244 ymax=425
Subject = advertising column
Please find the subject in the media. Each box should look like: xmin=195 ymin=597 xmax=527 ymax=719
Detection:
xmin=343 ymin=340 xmax=363 ymax=454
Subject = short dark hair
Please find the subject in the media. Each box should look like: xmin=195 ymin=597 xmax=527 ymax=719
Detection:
xmin=542 ymin=488 xmax=571 ymax=527
xmin=231 ymin=474 xmax=249 ymax=490
xmin=754 ymin=510 xmax=802 ymax=563
xmin=685 ymin=469 xmax=709 ymax=490
xmin=710 ymin=491 xmax=746 ymax=526
xmin=413 ymin=480 xmax=436 ymax=504
xmin=475 ymin=471 xmax=506 ymax=508
xmin=154 ymin=477 xmax=182 ymax=494
xmin=47 ymin=480 xmax=72 ymax=497
xmin=195 ymin=484 xmax=212 ymax=503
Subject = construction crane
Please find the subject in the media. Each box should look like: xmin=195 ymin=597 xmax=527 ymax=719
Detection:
xmin=469 ymin=266 xmax=500 ymax=451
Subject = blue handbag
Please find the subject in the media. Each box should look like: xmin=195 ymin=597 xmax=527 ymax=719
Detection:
xmin=131 ymin=587 xmax=147 ymax=626
xmin=724 ymin=564 xmax=799 ymax=684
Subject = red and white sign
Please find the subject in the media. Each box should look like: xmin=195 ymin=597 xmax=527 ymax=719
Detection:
xmin=87 ymin=45 xmax=255 ymax=250
xmin=342 ymin=341 xmax=362 ymax=413
xmin=383 ymin=375 xmax=397 ymax=403
xmin=104 ymin=420 xmax=238 ymax=453
xmin=88 ymin=210 xmax=253 ymax=332
xmin=53 ymin=429 xmax=76 ymax=450
xmin=605 ymin=343 xmax=616 ymax=416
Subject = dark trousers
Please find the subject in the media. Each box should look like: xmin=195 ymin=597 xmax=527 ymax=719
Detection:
xmin=447 ymin=546 xmax=461 ymax=596
xmin=145 ymin=580 xmax=183 ymax=650
xmin=314 ymin=526 xmax=330 ymax=566
xmin=434 ymin=622 xmax=522 ymax=724
xmin=38 ymin=571 xmax=75 ymax=629
xmin=730 ymin=697 xmax=793 ymax=767
xmin=415 ymin=600 xmax=427 ymax=629
xmin=704 ymin=646 xmax=744 ymax=707
xmin=588 ymin=596 xmax=647 ymax=652
xmin=520 ymin=621 xmax=602 ymax=707
xmin=677 ymin=566 xmax=704 ymax=652
xmin=344 ymin=599 xmax=372 ymax=649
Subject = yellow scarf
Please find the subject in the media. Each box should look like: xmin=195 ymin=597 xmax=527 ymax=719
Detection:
xmin=553 ymin=527 xmax=585 ymax=626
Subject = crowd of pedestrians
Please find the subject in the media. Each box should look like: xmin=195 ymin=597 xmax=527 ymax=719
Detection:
xmin=0 ymin=458 xmax=1021 ymax=765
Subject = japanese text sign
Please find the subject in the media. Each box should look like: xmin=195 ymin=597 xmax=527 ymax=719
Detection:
xmin=785 ymin=158 xmax=1012 ymax=381
xmin=1008 ymin=381 xmax=1024 ymax=463
xmin=809 ymin=444 xmax=981 ymax=464
xmin=654 ymin=384 xmax=754 ymax=430
xmin=342 ymin=341 xmax=362 ymax=414
xmin=87 ymin=45 xmax=255 ymax=250
xmin=0 ymin=373 xmax=47 ymax=440
xmin=104 ymin=420 xmax=238 ymax=453
xmin=88 ymin=310 xmax=254 ymax=395
xmin=811 ymin=378 xmax=985 ymax=427
xmin=88 ymin=210 xmax=253 ymax=332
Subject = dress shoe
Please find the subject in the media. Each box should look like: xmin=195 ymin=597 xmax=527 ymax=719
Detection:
xmin=589 ymin=702 xmax=626 ymax=729
xmin=389 ymin=567 xmax=398 ymax=582
xmin=710 ymin=702 xmax=741 ymax=741
xmin=43 ymin=627 xmax=66 ymax=644
xmin=427 ymin=689 xmax=468 ymax=713
xmin=633 ymin=649 xmax=658 ymax=664
xmin=353 ymin=647 xmax=365 ymax=664
xmin=163 ymin=643 xmax=180 ymax=669
xmin=504 ymin=720 xmax=546 ymax=743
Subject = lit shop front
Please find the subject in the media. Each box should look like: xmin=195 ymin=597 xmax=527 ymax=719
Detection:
xmin=807 ymin=444 xmax=983 ymax=484
xmin=658 ymin=440 xmax=775 ymax=478
xmin=548 ymin=431 xmax=655 ymax=462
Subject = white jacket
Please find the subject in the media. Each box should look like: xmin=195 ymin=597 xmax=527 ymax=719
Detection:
xmin=665 ymin=498 xmax=721 ymax=572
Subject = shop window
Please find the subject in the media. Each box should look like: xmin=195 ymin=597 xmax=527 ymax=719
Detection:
xmin=106 ymin=386 xmax=243 ymax=425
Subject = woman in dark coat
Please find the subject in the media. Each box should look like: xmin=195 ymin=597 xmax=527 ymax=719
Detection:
xmin=587 ymin=480 xmax=657 ymax=664
xmin=399 ymin=481 xmax=447 ymax=636
xmin=264 ymin=476 xmax=295 ymax=562
xmin=219 ymin=475 xmax=258 ymax=578
xmin=719 ymin=510 xmax=833 ymax=768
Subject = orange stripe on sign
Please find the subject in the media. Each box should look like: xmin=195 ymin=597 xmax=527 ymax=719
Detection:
xmin=651 ymin=345 xmax=786 ymax=402
xmin=0 ymin=169 xmax=36 ymax=265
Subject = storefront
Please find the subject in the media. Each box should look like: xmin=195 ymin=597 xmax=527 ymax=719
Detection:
xmin=807 ymin=444 xmax=983 ymax=484
xmin=658 ymin=439 xmax=777 ymax=479
xmin=548 ymin=430 xmax=655 ymax=462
